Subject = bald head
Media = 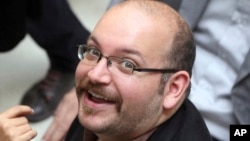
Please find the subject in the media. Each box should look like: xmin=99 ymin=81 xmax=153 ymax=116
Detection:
xmin=92 ymin=0 xmax=195 ymax=76
xmin=109 ymin=0 xmax=187 ymax=31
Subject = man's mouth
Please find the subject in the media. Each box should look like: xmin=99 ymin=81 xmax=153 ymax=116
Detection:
xmin=87 ymin=91 xmax=116 ymax=104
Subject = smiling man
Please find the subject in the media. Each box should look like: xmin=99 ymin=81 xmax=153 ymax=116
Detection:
xmin=65 ymin=0 xmax=212 ymax=141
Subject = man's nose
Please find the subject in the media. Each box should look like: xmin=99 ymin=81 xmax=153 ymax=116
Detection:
xmin=87 ymin=57 xmax=112 ymax=85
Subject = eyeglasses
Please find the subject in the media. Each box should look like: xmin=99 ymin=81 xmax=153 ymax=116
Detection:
xmin=77 ymin=44 xmax=179 ymax=75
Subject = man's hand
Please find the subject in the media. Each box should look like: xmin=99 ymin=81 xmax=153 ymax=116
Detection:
xmin=0 ymin=105 xmax=37 ymax=141
xmin=42 ymin=88 xmax=78 ymax=141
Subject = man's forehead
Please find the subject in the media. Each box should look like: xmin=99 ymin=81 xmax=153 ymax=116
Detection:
xmin=106 ymin=0 xmax=178 ymax=21
xmin=90 ymin=1 xmax=179 ymax=61
xmin=98 ymin=1 xmax=179 ymax=35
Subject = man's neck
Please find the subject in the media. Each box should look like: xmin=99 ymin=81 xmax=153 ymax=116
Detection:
xmin=95 ymin=128 xmax=157 ymax=141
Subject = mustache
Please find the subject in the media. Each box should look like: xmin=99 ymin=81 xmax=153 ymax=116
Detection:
xmin=75 ymin=77 xmax=94 ymax=95
xmin=75 ymin=79 xmax=121 ymax=104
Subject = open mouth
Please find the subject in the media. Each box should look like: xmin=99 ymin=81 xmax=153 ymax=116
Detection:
xmin=88 ymin=91 xmax=115 ymax=104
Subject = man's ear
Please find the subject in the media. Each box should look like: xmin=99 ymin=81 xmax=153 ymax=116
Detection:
xmin=162 ymin=71 xmax=190 ymax=109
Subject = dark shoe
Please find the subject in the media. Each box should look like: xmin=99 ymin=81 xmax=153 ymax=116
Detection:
xmin=20 ymin=69 xmax=75 ymax=122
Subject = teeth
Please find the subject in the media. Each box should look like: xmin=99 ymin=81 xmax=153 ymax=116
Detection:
xmin=89 ymin=91 xmax=112 ymax=101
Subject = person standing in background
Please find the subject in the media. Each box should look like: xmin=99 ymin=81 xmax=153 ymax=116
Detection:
xmin=0 ymin=0 xmax=90 ymax=123
xmin=179 ymin=0 xmax=250 ymax=140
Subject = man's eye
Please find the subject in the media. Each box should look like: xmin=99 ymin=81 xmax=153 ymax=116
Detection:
xmin=120 ymin=60 xmax=135 ymax=69
xmin=88 ymin=48 xmax=100 ymax=57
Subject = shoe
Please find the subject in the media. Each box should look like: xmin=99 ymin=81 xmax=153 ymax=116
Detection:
xmin=20 ymin=69 xmax=75 ymax=122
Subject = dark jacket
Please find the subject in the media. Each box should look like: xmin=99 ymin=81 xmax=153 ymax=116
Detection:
xmin=0 ymin=0 xmax=40 ymax=51
xmin=65 ymin=99 xmax=213 ymax=141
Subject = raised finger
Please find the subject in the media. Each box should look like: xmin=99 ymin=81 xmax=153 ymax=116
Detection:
xmin=0 ymin=105 xmax=33 ymax=119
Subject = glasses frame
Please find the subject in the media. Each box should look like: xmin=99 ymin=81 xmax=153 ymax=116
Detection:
xmin=77 ymin=44 xmax=179 ymax=74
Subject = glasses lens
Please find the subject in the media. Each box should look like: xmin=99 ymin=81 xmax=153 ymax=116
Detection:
xmin=78 ymin=45 xmax=134 ymax=75
xmin=109 ymin=57 xmax=134 ymax=74
xmin=80 ymin=46 xmax=100 ymax=65
xmin=85 ymin=47 xmax=101 ymax=61
xmin=78 ymin=45 xmax=84 ymax=60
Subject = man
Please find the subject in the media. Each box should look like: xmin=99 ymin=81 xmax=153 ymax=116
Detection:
xmin=45 ymin=0 xmax=250 ymax=140
xmin=65 ymin=0 xmax=212 ymax=140
xmin=106 ymin=0 xmax=250 ymax=140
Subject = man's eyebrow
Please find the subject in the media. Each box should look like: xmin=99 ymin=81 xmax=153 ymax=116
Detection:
xmin=87 ymin=36 xmax=100 ymax=46
xmin=115 ymin=48 xmax=141 ymax=57
xmin=87 ymin=35 xmax=145 ymax=63
xmin=115 ymin=48 xmax=146 ymax=64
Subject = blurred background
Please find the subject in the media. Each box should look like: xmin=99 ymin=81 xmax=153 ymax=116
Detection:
xmin=0 ymin=0 xmax=110 ymax=140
